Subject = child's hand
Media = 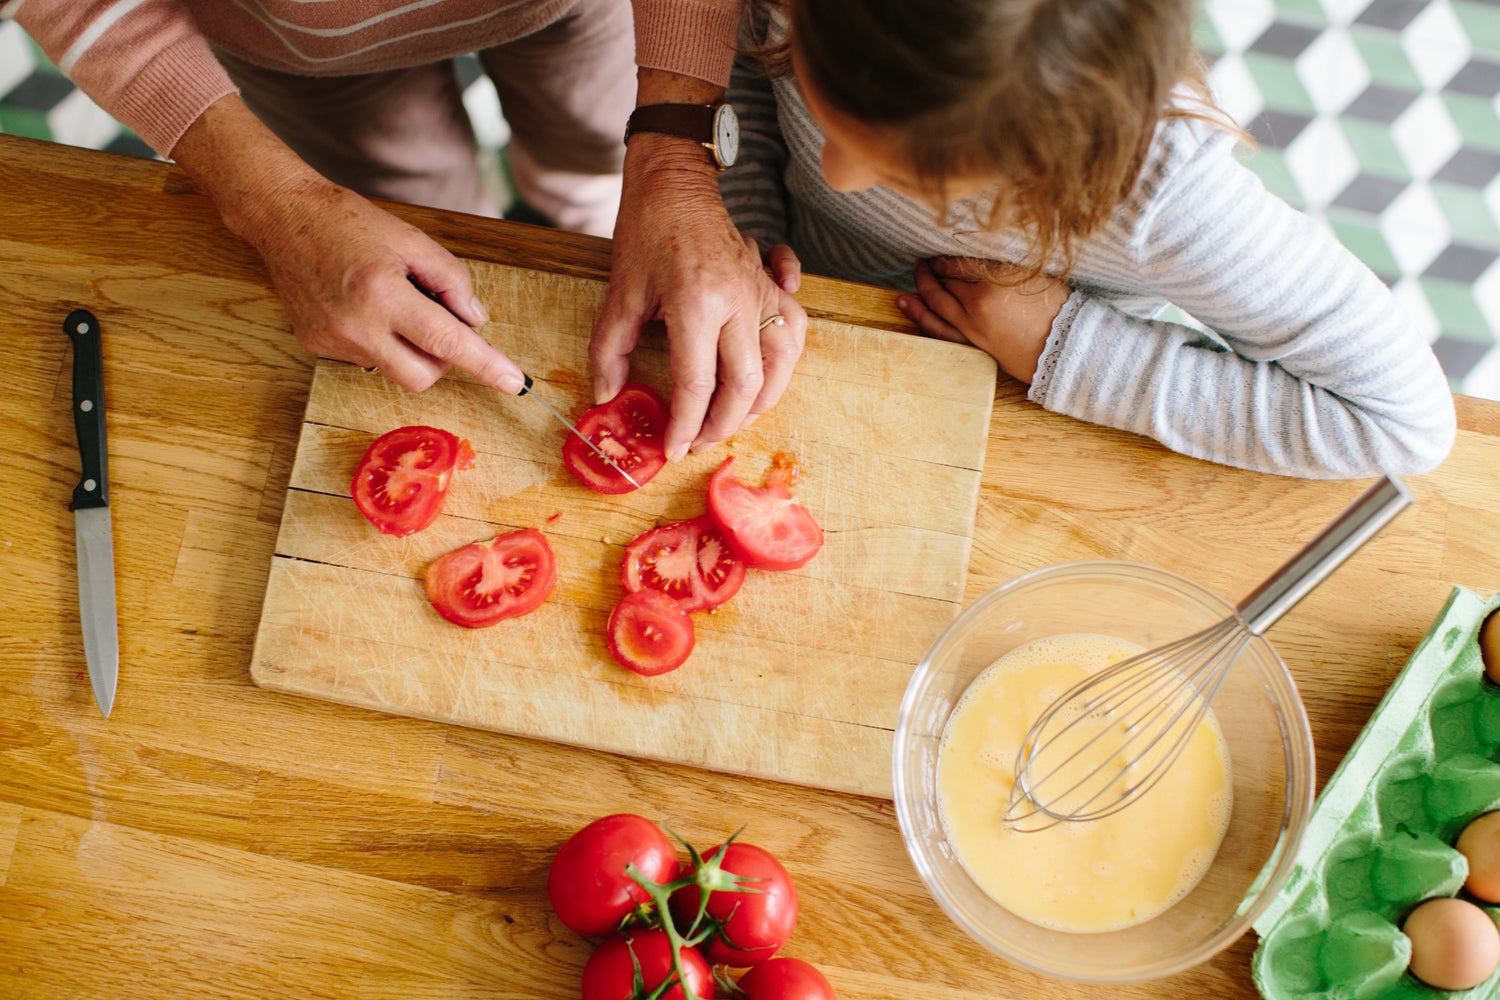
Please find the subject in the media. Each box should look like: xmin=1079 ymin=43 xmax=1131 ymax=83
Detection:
xmin=899 ymin=257 xmax=1071 ymax=384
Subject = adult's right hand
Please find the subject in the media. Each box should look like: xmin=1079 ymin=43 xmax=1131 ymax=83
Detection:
xmin=171 ymin=96 xmax=526 ymax=395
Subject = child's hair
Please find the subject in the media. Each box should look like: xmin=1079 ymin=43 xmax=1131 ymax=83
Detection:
xmin=761 ymin=0 xmax=1234 ymax=277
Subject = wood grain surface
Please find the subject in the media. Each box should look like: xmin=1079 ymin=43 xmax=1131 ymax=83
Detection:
xmin=4 ymin=132 xmax=1500 ymax=1000
xmin=251 ymin=264 xmax=996 ymax=797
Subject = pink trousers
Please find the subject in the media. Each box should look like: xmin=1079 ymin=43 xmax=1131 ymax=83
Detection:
xmin=212 ymin=0 xmax=634 ymax=237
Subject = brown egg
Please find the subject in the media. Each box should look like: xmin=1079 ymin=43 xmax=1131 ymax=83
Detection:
xmin=1483 ymin=610 xmax=1500 ymax=684
xmin=1459 ymin=812 xmax=1500 ymax=902
xmin=1404 ymin=897 xmax=1500 ymax=991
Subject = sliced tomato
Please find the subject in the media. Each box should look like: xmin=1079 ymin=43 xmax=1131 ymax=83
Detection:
xmin=561 ymin=382 xmax=668 ymax=494
xmin=351 ymin=425 xmax=476 ymax=537
xmin=706 ymin=456 xmax=824 ymax=571
xmin=607 ymin=589 xmax=695 ymax=676
xmin=622 ymin=515 xmax=746 ymax=613
xmin=424 ymin=528 xmax=556 ymax=628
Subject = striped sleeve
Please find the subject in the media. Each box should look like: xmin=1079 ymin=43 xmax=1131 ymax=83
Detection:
xmin=718 ymin=10 xmax=789 ymax=250
xmin=1030 ymin=125 xmax=1456 ymax=479
xmin=7 ymin=0 xmax=236 ymax=156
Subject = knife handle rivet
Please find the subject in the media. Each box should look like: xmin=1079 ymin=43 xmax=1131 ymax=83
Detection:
xmin=77 ymin=322 xmax=90 ymax=334
xmin=84 ymin=479 xmax=96 ymax=492
xmin=80 ymin=399 xmax=94 ymax=412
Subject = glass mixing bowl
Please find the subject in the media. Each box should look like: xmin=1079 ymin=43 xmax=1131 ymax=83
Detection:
xmin=893 ymin=560 xmax=1315 ymax=983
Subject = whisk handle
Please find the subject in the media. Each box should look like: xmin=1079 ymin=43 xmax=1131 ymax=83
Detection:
xmin=1236 ymin=475 xmax=1414 ymax=635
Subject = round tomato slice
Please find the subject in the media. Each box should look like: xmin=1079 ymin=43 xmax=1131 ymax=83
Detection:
xmin=352 ymin=425 xmax=476 ymax=537
xmin=622 ymin=515 xmax=746 ymax=613
xmin=561 ymin=382 xmax=668 ymax=494
xmin=424 ymin=528 xmax=556 ymax=629
xmin=607 ymin=589 xmax=694 ymax=676
xmin=706 ymin=456 xmax=824 ymax=571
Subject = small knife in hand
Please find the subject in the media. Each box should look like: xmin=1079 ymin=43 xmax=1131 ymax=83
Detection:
xmin=64 ymin=309 xmax=119 ymax=718
xmin=404 ymin=276 xmax=641 ymax=489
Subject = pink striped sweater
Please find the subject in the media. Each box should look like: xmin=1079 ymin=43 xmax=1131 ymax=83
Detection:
xmin=4 ymin=0 xmax=741 ymax=156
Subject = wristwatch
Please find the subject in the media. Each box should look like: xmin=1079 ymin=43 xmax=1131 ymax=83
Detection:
xmin=624 ymin=102 xmax=739 ymax=169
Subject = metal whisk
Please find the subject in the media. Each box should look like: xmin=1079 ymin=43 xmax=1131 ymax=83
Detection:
xmin=1005 ymin=475 xmax=1414 ymax=831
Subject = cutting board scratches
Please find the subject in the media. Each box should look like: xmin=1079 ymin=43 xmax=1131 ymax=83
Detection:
xmin=251 ymin=261 xmax=998 ymax=797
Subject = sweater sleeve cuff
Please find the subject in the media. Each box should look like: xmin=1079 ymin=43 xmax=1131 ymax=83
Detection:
xmin=111 ymin=34 xmax=238 ymax=157
xmin=632 ymin=0 xmax=742 ymax=87
xmin=1028 ymin=288 xmax=1086 ymax=408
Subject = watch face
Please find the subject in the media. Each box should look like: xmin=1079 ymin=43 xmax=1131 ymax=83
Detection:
xmin=713 ymin=104 xmax=740 ymax=168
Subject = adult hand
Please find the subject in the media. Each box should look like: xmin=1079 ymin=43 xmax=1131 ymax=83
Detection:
xmin=899 ymin=257 xmax=1071 ymax=384
xmin=591 ymin=136 xmax=806 ymax=462
xmin=172 ymin=96 xmax=525 ymax=395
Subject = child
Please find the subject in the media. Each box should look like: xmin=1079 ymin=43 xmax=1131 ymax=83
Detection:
xmin=719 ymin=0 xmax=1457 ymax=479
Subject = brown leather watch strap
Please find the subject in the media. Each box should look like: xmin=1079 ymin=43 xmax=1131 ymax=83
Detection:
xmin=624 ymin=104 xmax=717 ymax=145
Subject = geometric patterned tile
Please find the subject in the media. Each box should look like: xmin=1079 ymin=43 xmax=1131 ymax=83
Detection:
xmin=1340 ymin=115 xmax=1416 ymax=179
xmin=1287 ymin=116 xmax=1362 ymax=207
xmin=1380 ymin=182 xmax=1453 ymax=274
xmin=1333 ymin=172 xmax=1410 ymax=213
xmin=1351 ymin=24 xmax=1427 ymax=90
xmin=1458 ymin=344 xmax=1500 ymax=399
xmin=1433 ymin=332 xmax=1493 ymax=378
xmin=1329 ymin=211 xmax=1405 ymax=280
xmin=1357 ymin=0 xmax=1429 ymax=33
xmin=1446 ymin=57 xmax=1500 ymax=98
xmin=0 ymin=21 xmax=35 ymax=96
xmin=1431 ymin=179 xmax=1500 ymax=243
xmin=1345 ymin=83 xmax=1421 ymax=122
xmin=1297 ymin=29 xmax=1371 ymax=114
xmin=1442 ymin=91 xmax=1500 ymax=152
xmin=1424 ymin=242 xmax=1500 ymax=282
xmin=1401 ymin=2 xmax=1472 ymax=90
xmin=1392 ymin=91 xmax=1465 ymax=178
xmin=1249 ymin=108 xmax=1316 ymax=147
xmin=1421 ymin=275 xmax=1495 ymax=338
xmin=1451 ymin=2 xmax=1500 ymax=58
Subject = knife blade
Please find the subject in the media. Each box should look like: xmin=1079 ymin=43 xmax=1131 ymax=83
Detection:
xmin=518 ymin=374 xmax=641 ymax=491
xmin=403 ymin=276 xmax=642 ymax=489
xmin=63 ymin=309 xmax=119 ymax=718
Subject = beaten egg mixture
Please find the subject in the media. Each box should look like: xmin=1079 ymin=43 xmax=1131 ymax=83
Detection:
xmin=937 ymin=634 xmax=1232 ymax=932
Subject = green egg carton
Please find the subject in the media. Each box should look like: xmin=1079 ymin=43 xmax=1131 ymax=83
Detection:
xmin=1252 ymin=585 xmax=1500 ymax=1000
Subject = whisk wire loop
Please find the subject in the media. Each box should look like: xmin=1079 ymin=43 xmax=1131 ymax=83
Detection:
xmin=1003 ymin=475 xmax=1413 ymax=831
xmin=1006 ymin=619 xmax=1246 ymax=829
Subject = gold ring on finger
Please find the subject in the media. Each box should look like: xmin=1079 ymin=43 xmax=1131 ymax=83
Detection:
xmin=758 ymin=314 xmax=786 ymax=331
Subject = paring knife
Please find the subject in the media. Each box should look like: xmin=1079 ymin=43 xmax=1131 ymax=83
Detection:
xmin=63 ymin=309 xmax=119 ymax=718
xmin=405 ymin=277 xmax=641 ymax=489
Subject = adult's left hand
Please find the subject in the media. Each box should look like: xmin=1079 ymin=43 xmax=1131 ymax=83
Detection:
xmin=590 ymin=134 xmax=806 ymax=462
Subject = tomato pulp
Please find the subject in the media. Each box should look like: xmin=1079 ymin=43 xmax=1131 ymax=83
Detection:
xmin=607 ymin=589 xmax=695 ymax=675
xmin=706 ymin=456 xmax=824 ymax=571
xmin=351 ymin=425 xmax=476 ymax=536
xmin=424 ymin=528 xmax=556 ymax=628
xmin=562 ymin=382 xmax=669 ymax=494
xmin=547 ymin=813 xmax=680 ymax=937
xmin=622 ymin=515 xmax=746 ymax=613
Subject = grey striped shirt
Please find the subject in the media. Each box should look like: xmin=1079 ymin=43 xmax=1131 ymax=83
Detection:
xmin=720 ymin=8 xmax=1456 ymax=480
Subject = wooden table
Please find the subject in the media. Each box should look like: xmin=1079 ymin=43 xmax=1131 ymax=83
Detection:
xmin=2 ymin=131 xmax=1497 ymax=999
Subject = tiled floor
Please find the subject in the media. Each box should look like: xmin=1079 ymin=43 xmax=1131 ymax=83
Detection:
xmin=4 ymin=6 xmax=1499 ymax=400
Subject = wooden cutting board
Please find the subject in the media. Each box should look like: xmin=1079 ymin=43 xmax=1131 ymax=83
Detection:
xmin=249 ymin=262 xmax=996 ymax=798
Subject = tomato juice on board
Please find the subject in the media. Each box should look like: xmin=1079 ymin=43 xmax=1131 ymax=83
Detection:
xmin=937 ymin=634 xmax=1232 ymax=932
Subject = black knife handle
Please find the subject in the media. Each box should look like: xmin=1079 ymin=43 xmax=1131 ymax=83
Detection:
xmin=64 ymin=309 xmax=109 ymax=510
